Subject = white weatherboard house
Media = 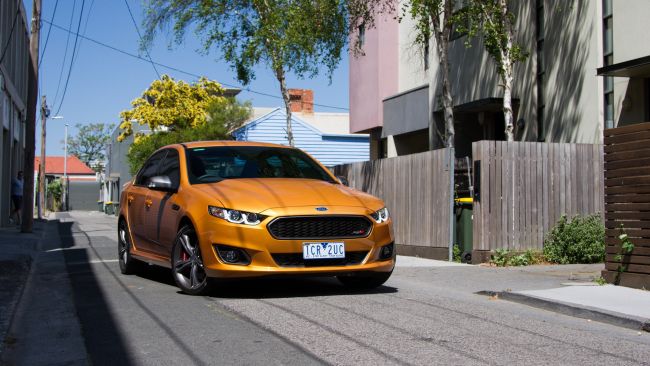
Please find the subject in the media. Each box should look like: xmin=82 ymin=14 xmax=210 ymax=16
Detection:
xmin=232 ymin=106 xmax=370 ymax=167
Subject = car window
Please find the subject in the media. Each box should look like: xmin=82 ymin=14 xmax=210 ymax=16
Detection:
xmin=186 ymin=146 xmax=335 ymax=184
xmin=158 ymin=149 xmax=180 ymax=189
xmin=135 ymin=150 xmax=167 ymax=186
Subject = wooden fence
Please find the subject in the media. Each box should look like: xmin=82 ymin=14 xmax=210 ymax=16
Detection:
xmin=472 ymin=141 xmax=604 ymax=261
xmin=332 ymin=148 xmax=452 ymax=259
xmin=601 ymin=122 xmax=650 ymax=289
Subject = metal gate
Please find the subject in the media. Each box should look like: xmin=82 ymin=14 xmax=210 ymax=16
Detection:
xmin=68 ymin=181 xmax=100 ymax=211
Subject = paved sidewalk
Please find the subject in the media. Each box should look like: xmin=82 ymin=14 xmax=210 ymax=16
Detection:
xmin=395 ymin=255 xmax=470 ymax=267
xmin=0 ymin=215 xmax=87 ymax=365
xmin=502 ymin=284 xmax=650 ymax=331
xmin=0 ymin=219 xmax=47 ymax=356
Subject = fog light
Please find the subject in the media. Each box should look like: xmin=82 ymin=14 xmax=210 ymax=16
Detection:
xmin=214 ymin=245 xmax=251 ymax=265
xmin=379 ymin=243 xmax=394 ymax=260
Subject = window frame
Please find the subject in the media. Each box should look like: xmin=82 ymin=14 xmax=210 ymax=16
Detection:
xmin=134 ymin=149 xmax=168 ymax=187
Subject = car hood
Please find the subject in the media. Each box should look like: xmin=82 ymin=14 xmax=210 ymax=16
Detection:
xmin=189 ymin=178 xmax=383 ymax=213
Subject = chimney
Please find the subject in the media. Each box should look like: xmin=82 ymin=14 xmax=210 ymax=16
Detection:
xmin=288 ymin=89 xmax=314 ymax=114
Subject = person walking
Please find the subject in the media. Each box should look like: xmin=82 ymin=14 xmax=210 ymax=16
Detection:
xmin=10 ymin=171 xmax=24 ymax=226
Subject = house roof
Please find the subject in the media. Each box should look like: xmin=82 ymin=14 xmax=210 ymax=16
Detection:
xmin=34 ymin=156 xmax=95 ymax=175
xmin=243 ymin=107 xmax=352 ymax=135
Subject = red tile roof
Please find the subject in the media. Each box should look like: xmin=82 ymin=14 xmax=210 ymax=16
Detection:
xmin=34 ymin=156 xmax=96 ymax=175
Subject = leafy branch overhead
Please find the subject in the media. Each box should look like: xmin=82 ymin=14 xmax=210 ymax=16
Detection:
xmin=118 ymin=75 xmax=226 ymax=142
xmin=142 ymin=0 xmax=348 ymax=146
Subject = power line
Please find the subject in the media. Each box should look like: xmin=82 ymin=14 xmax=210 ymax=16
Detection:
xmin=123 ymin=0 xmax=160 ymax=79
xmin=52 ymin=0 xmax=77 ymax=109
xmin=39 ymin=0 xmax=59 ymax=68
xmin=0 ymin=9 xmax=20 ymax=65
xmin=55 ymin=0 xmax=87 ymax=116
xmin=40 ymin=18 xmax=350 ymax=111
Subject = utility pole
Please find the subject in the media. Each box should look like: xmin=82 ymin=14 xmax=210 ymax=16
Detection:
xmin=21 ymin=0 xmax=42 ymax=233
xmin=38 ymin=95 xmax=48 ymax=219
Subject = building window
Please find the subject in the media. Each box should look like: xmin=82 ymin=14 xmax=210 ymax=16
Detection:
xmin=358 ymin=23 xmax=365 ymax=48
xmin=536 ymin=0 xmax=545 ymax=141
xmin=603 ymin=0 xmax=614 ymax=129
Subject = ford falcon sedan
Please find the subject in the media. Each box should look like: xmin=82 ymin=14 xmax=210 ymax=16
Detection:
xmin=118 ymin=141 xmax=395 ymax=295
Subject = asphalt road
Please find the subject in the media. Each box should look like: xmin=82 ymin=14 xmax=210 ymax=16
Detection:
xmin=54 ymin=211 xmax=650 ymax=365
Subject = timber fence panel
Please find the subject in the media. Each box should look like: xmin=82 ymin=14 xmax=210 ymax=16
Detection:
xmin=602 ymin=122 xmax=650 ymax=289
xmin=473 ymin=141 xmax=603 ymax=254
xmin=333 ymin=148 xmax=452 ymax=257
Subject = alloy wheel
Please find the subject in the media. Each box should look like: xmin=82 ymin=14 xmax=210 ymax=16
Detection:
xmin=172 ymin=227 xmax=209 ymax=294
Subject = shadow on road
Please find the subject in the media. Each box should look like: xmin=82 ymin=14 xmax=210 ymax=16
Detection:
xmin=207 ymin=277 xmax=398 ymax=299
xmin=132 ymin=261 xmax=398 ymax=300
xmin=57 ymin=218 xmax=135 ymax=366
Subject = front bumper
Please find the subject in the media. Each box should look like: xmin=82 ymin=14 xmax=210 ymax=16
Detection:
xmin=195 ymin=206 xmax=395 ymax=279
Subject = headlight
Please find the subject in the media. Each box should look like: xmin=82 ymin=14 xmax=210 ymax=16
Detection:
xmin=208 ymin=206 xmax=265 ymax=225
xmin=370 ymin=207 xmax=390 ymax=223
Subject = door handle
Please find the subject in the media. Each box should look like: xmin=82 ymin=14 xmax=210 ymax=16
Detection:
xmin=145 ymin=199 xmax=153 ymax=208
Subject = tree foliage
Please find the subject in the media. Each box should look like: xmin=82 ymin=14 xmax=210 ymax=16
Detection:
xmin=66 ymin=122 xmax=115 ymax=171
xmin=118 ymin=75 xmax=226 ymax=142
xmin=141 ymin=0 xmax=348 ymax=146
xmin=126 ymin=98 xmax=252 ymax=175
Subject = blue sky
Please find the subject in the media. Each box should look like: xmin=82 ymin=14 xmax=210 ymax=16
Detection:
xmin=26 ymin=0 xmax=350 ymax=156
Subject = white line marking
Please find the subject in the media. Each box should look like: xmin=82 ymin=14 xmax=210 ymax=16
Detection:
xmin=67 ymin=259 xmax=119 ymax=265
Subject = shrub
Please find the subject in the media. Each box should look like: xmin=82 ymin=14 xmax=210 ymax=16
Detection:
xmin=491 ymin=248 xmax=543 ymax=267
xmin=47 ymin=179 xmax=63 ymax=211
xmin=543 ymin=214 xmax=605 ymax=264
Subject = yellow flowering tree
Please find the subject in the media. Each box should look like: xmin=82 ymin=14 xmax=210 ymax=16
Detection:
xmin=118 ymin=75 xmax=226 ymax=142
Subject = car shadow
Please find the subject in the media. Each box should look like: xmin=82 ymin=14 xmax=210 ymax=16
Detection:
xmin=134 ymin=265 xmax=398 ymax=299
xmin=205 ymin=276 xmax=398 ymax=299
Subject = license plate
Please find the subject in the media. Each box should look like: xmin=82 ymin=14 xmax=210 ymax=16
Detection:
xmin=303 ymin=242 xmax=345 ymax=260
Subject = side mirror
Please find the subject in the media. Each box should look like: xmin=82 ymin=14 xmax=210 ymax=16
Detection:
xmin=337 ymin=175 xmax=349 ymax=186
xmin=148 ymin=176 xmax=176 ymax=192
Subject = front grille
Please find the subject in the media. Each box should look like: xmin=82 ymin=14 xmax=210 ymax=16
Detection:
xmin=267 ymin=216 xmax=372 ymax=239
xmin=271 ymin=251 xmax=369 ymax=267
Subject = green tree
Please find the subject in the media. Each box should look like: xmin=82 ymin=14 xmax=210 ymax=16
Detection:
xmin=455 ymin=0 xmax=528 ymax=141
xmin=141 ymin=0 xmax=347 ymax=147
xmin=118 ymin=75 xmax=227 ymax=142
xmin=126 ymin=98 xmax=252 ymax=175
xmin=66 ymin=122 xmax=115 ymax=172
xmin=349 ymin=0 xmax=457 ymax=147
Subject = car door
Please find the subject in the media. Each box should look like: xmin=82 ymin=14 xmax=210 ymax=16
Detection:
xmin=144 ymin=148 xmax=181 ymax=257
xmin=128 ymin=150 xmax=165 ymax=253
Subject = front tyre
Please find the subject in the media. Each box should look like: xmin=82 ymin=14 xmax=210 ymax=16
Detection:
xmin=337 ymin=270 xmax=393 ymax=290
xmin=118 ymin=220 xmax=140 ymax=275
xmin=171 ymin=225 xmax=211 ymax=295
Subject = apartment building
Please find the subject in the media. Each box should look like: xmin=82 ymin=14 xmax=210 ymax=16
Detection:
xmin=0 ymin=0 xmax=30 ymax=226
xmin=350 ymin=0 xmax=650 ymax=159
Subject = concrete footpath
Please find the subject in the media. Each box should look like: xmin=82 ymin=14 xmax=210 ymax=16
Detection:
xmin=0 ymin=220 xmax=46 ymax=357
xmin=397 ymin=255 xmax=650 ymax=332
xmin=498 ymin=284 xmax=650 ymax=332
xmin=0 ymin=216 xmax=87 ymax=365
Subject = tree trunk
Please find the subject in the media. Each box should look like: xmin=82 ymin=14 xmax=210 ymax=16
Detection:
xmin=275 ymin=67 xmax=294 ymax=147
xmin=500 ymin=0 xmax=515 ymax=141
xmin=502 ymin=66 xmax=514 ymax=141
xmin=439 ymin=40 xmax=455 ymax=147
xmin=431 ymin=0 xmax=455 ymax=148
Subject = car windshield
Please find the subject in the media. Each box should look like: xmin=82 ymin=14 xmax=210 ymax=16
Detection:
xmin=186 ymin=146 xmax=336 ymax=184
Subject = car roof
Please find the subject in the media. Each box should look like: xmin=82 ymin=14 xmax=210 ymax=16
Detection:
xmin=167 ymin=140 xmax=293 ymax=150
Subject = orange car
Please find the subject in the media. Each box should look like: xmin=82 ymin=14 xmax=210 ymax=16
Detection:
xmin=118 ymin=141 xmax=395 ymax=295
